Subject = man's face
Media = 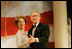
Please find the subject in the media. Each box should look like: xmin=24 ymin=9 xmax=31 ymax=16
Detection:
xmin=30 ymin=12 xmax=40 ymax=24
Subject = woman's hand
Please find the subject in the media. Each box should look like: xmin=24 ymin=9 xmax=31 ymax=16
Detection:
xmin=24 ymin=39 xmax=31 ymax=44
xmin=27 ymin=35 xmax=37 ymax=44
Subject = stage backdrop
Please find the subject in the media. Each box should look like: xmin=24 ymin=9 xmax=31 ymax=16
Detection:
xmin=1 ymin=1 xmax=54 ymax=48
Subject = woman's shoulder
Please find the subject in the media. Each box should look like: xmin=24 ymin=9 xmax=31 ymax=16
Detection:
xmin=25 ymin=31 xmax=28 ymax=35
xmin=15 ymin=30 xmax=20 ymax=36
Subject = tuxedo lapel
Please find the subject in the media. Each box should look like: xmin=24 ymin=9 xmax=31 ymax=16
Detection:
xmin=34 ymin=23 xmax=42 ymax=37
xmin=28 ymin=23 xmax=42 ymax=37
xmin=36 ymin=23 xmax=42 ymax=28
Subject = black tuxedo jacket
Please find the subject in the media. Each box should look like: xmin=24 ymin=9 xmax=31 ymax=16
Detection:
xmin=28 ymin=23 xmax=50 ymax=48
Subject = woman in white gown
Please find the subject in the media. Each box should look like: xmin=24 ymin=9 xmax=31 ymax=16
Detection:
xmin=15 ymin=16 xmax=30 ymax=48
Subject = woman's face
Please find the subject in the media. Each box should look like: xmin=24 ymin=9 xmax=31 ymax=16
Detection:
xmin=18 ymin=18 xmax=25 ymax=30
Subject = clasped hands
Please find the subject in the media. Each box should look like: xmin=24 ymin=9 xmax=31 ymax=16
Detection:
xmin=26 ymin=34 xmax=37 ymax=44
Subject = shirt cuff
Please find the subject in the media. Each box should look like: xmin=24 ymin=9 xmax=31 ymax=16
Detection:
xmin=35 ymin=38 xmax=39 ymax=42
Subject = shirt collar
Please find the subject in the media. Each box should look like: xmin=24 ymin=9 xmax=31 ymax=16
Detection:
xmin=35 ymin=22 xmax=40 ymax=27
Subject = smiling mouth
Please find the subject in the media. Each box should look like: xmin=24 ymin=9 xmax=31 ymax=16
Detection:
xmin=20 ymin=25 xmax=24 ymax=26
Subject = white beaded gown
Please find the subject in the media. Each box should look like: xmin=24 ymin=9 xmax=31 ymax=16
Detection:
xmin=16 ymin=30 xmax=30 ymax=48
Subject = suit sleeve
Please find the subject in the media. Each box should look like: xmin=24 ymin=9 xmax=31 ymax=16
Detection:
xmin=38 ymin=25 xmax=50 ymax=44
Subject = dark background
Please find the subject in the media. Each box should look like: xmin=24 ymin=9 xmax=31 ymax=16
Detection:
xmin=67 ymin=1 xmax=72 ymax=19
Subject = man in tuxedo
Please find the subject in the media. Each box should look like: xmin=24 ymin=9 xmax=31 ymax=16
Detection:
xmin=28 ymin=11 xmax=50 ymax=48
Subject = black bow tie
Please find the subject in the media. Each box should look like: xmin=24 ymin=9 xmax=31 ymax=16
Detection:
xmin=32 ymin=25 xmax=36 ymax=28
